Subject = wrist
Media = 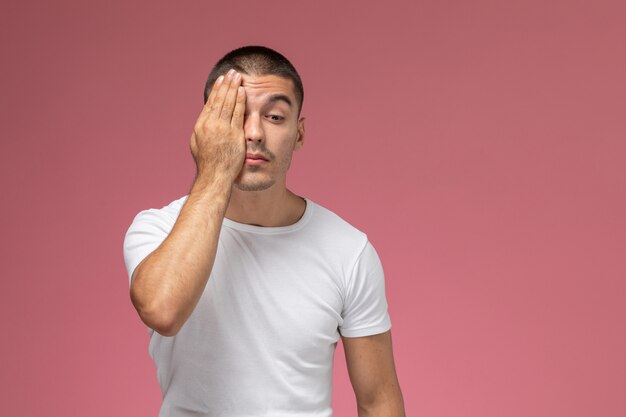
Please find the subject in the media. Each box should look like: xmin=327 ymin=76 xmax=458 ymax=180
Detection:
xmin=191 ymin=172 xmax=233 ymax=200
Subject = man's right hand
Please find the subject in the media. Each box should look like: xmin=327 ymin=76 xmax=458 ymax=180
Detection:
xmin=190 ymin=68 xmax=247 ymax=183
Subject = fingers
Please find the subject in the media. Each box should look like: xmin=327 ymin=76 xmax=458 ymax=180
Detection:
xmin=208 ymin=72 xmax=231 ymax=118
xmin=208 ymin=69 xmax=240 ymax=122
xmin=199 ymin=75 xmax=225 ymax=120
xmin=219 ymin=71 xmax=242 ymax=122
xmin=196 ymin=69 xmax=243 ymax=132
xmin=231 ymin=86 xmax=246 ymax=128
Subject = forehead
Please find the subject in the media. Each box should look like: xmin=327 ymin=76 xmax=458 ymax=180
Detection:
xmin=240 ymin=74 xmax=296 ymax=105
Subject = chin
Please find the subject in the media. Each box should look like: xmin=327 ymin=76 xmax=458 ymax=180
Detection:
xmin=233 ymin=179 xmax=276 ymax=192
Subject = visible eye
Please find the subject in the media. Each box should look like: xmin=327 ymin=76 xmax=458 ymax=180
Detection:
xmin=267 ymin=114 xmax=284 ymax=122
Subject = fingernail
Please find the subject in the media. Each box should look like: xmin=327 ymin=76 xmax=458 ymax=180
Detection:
xmin=217 ymin=75 xmax=224 ymax=84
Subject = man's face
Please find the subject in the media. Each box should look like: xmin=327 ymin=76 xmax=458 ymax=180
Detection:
xmin=233 ymin=73 xmax=305 ymax=192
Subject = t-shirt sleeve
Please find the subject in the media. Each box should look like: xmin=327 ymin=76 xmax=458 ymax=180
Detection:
xmin=123 ymin=208 xmax=174 ymax=287
xmin=339 ymin=239 xmax=392 ymax=337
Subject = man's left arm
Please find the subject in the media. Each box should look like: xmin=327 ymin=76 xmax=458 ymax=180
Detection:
xmin=342 ymin=330 xmax=405 ymax=417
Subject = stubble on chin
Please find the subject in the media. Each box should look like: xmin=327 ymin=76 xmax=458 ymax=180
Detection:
xmin=233 ymin=180 xmax=275 ymax=192
xmin=233 ymin=166 xmax=276 ymax=192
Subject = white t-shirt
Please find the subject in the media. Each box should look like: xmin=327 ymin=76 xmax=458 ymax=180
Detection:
xmin=123 ymin=195 xmax=391 ymax=417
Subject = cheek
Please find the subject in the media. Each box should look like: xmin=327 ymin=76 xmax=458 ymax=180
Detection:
xmin=266 ymin=123 xmax=298 ymax=143
xmin=274 ymin=138 xmax=297 ymax=165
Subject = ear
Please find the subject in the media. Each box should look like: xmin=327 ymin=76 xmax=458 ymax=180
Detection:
xmin=294 ymin=116 xmax=305 ymax=151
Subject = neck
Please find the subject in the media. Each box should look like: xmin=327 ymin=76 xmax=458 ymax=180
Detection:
xmin=225 ymin=184 xmax=306 ymax=228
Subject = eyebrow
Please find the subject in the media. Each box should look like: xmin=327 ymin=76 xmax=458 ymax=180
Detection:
xmin=266 ymin=93 xmax=293 ymax=108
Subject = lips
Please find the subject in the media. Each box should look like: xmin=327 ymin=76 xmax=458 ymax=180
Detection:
xmin=246 ymin=153 xmax=268 ymax=161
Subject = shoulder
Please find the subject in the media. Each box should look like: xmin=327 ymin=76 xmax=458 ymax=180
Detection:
xmin=305 ymin=198 xmax=371 ymax=260
xmin=128 ymin=194 xmax=188 ymax=226
xmin=308 ymin=198 xmax=367 ymax=237
xmin=122 ymin=195 xmax=188 ymax=287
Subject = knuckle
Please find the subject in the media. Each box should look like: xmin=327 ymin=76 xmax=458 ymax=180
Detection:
xmin=216 ymin=124 xmax=229 ymax=136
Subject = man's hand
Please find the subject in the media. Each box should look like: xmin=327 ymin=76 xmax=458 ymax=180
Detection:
xmin=190 ymin=69 xmax=247 ymax=184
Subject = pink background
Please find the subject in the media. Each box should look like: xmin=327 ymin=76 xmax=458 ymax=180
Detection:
xmin=1 ymin=0 xmax=625 ymax=416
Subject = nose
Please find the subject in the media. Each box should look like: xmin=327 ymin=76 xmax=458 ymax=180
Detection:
xmin=244 ymin=113 xmax=264 ymax=144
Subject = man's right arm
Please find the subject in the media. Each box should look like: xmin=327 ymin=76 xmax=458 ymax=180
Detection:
xmin=129 ymin=69 xmax=246 ymax=336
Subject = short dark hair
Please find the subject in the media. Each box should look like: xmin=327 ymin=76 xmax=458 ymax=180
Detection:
xmin=203 ymin=45 xmax=304 ymax=116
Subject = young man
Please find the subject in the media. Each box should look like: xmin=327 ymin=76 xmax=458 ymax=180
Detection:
xmin=123 ymin=46 xmax=405 ymax=417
